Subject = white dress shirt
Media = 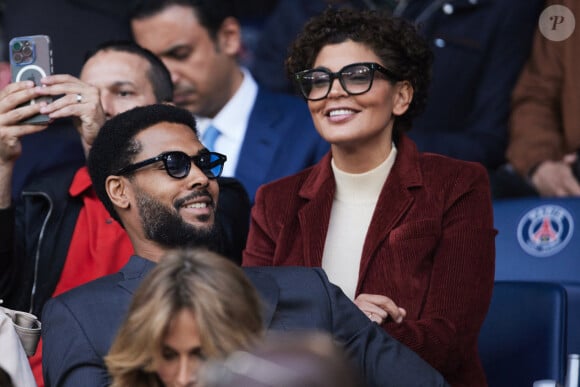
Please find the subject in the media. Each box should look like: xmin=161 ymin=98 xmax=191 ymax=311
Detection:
xmin=196 ymin=67 xmax=258 ymax=177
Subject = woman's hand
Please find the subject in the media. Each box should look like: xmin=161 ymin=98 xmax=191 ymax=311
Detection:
xmin=354 ymin=293 xmax=406 ymax=324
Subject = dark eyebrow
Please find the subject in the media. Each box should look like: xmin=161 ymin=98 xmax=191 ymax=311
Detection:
xmin=158 ymin=43 xmax=191 ymax=58
xmin=111 ymin=81 xmax=135 ymax=87
xmin=109 ymin=81 xmax=136 ymax=90
xmin=190 ymin=346 xmax=205 ymax=359
xmin=162 ymin=344 xmax=205 ymax=358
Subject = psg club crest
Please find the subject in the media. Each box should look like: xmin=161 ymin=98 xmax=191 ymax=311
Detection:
xmin=517 ymin=204 xmax=574 ymax=257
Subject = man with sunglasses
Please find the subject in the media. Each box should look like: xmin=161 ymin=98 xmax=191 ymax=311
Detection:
xmin=41 ymin=103 xmax=448 ymax=387
xmin=0 ymin=41 xmax=249 ymax=387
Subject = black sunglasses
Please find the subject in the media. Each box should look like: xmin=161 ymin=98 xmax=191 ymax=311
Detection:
xmin=294 ymin=62 xmax=399 ymax=101
xmin=115 ymin=150 xmax=227 ymax=180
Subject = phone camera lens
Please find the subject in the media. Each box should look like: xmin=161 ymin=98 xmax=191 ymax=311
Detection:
xmin=12 ymin=42 xmax=22 ymax=52
xmin=21 ymin=46 xmax=32 ymax=57
xmin=12 ymin=52 xmax=23 ymax=64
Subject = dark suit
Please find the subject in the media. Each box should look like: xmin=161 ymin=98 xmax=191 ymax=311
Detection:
xmin=42 ymin=256 xmax=448 ymax=387
xmin=402 ymin=0 xmax=544 ymax=169
xmin=235 ymin=88 xmax=329 ymax=201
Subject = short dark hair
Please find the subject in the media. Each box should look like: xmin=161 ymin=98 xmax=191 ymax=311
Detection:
xmin=129 ymin=0 xmax=234 ymax=40
xmin=286 ymin=8 xmax=433 ymax=134
xmin=84 ymin=40 xmax=173 ymax=103
xmin=87 ymin=104 xmax=198 ymax=225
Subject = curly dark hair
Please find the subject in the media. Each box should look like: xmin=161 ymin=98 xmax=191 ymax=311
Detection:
xmin=87 ymin=104 xmax=198 ymax=226
xmin=285 ymin=7 xmax=433 ymax=134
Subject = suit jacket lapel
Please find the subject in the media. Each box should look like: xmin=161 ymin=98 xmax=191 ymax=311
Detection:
xmin=358 ymin=135 xmax=423 ymax=288
xmin=297 ymin=154 xmax=335 ymax=267
xmin=117 ymin=255 xmax=157 ymax=295
xmin=236 ymin=89 xmax=282 ymax=198
xmin=244 ymin=268 xmax=280 ymax=327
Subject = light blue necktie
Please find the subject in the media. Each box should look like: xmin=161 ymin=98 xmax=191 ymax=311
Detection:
xmin=202 ymin=125 xmax=220 ymax=151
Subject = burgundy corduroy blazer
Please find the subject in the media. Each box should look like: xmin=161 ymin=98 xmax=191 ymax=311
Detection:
xmin=243 ymin=134 xmax=496 ymax=386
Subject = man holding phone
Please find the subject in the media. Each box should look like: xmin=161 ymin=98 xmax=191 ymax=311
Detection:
xmin=0 ymin=40 xmax=249 ymax=387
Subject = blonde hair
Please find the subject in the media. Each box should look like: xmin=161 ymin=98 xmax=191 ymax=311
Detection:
xmin=105 ymin=248 xmax=264 ymax=387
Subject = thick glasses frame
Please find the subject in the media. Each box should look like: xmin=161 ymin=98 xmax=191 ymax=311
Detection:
xmin=294 ymin=62 xmax=399 ymax=101
xmin=115 ymin=150 xmax=227 ymax=180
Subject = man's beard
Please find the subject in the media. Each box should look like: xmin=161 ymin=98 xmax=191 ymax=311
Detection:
xmin=136 ymin=190 xmax=224 ymax=254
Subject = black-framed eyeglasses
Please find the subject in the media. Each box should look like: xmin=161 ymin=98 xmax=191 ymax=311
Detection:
xmin=115 ymin=150 xmax=227 ymax=180
xmin=294 ymin=62 xmax=399 ymax=101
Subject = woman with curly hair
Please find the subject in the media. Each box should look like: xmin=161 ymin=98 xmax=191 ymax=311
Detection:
xmin=243 ymin=7 xmax=495 ymax=386
xmin=105 ymin=249 xmax=264 ymax=386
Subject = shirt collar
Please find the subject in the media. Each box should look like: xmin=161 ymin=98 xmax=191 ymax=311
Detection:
xmin=69 ymin=166 xmax=93 ymax=197
xmin=196 ymin=67 xmax=258 ymax=143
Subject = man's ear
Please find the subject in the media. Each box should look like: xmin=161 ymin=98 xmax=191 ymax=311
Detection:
xmin=216 ymin=16 xmax=241 ymax=56
xmin=392 ymin=81 xmax=414 ymax=117
xmin=106 ymin=175 xmax=131 ymax=210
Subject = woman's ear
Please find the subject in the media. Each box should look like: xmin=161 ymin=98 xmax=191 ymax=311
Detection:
xmin=392 ymin=81 xmax=414 ymax=116
xmin=106 ymin=175 xmax=131 ymax=210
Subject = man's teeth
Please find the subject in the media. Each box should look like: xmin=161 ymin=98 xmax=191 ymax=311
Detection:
xmin=329 ymin=109 xmax=353 ymax=117
xmin=185 ymin=202 xmax=208 ymax=209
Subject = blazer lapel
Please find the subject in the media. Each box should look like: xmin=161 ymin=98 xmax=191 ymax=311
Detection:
xmin=117 ymin=255 xmax=157 ymax=295
xmin=297 ymin=154 xmax=335 ymax=266
xmin=235 ymin=89 xmax=283 ymax=199
xmin=358 ymin=136 xmax=423 ymax=286
xmin=244 ymin=268 xmax=280 ymax=327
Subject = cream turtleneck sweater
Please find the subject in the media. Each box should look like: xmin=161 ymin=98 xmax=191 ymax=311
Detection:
xmin=321 ymin=144 xmax=397 ymax=300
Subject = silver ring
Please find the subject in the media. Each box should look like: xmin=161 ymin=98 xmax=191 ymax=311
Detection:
xmin=76 ymin=93 xmax=83 ymax=103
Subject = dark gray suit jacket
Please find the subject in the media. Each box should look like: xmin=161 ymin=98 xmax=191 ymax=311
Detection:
xmin=42 ymin=256 xmax=449 ymax=387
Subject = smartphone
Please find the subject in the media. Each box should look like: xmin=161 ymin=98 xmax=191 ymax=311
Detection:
xmin=9 ymin=35 xmax=53 ymax=124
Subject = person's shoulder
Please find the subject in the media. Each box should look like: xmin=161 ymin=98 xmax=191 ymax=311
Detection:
xmin=254 ymin=87 xmax=312 ymax=118
xmin=254 ymin=163 xmax=319 ymax=200
xmin=50 ymin=271 xmax=124 ymax=305
xmin=419 ymin=151 xmax=486 ymax=175
xmin=23 ymin=163 xmax=80 ymax=193
xmin=419 ymin=152 xmax=490 ymax=192
xmin=217 ymin=177 xmax=250 ymax=203
xmin=256 ymin=87 xmax=304 ymax=106
xmin=42 ymin=271 xmax=130 ymax=330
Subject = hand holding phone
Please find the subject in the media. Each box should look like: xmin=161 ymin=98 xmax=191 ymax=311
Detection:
xmin=9 ymin=35 xmax=53 ymax=124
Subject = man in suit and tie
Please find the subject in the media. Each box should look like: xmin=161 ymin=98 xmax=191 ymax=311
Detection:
xmin=129 ymin=0 xmax=329 ymax=201
xmin=41 ymin=104 xmax=448 ymax=387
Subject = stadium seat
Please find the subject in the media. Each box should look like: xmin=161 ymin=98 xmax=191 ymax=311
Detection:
xmin=493 ymin=197 xmax=580 ymax=353
xmin=478 ymin=281 xmax=568 ymax=386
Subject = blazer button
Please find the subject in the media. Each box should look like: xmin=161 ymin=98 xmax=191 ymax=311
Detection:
xmin=442 ymin=3 xmax=454 ymax=14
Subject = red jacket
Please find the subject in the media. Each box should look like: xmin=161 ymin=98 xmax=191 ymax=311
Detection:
xmin=243 ymin=134 xmax=496 ymax=386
